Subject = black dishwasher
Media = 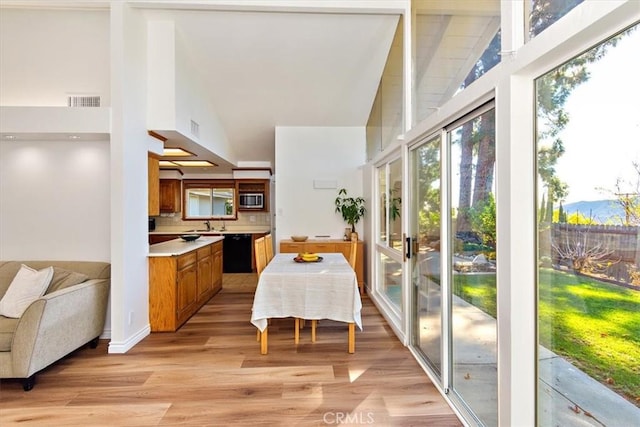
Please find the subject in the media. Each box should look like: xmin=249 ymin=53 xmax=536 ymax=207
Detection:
xmin=223 ymin=234 xmax=253 ymax=273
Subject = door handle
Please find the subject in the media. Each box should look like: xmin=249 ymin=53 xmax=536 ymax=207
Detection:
xmin=403 ymin=233 xmax=411 ymax=261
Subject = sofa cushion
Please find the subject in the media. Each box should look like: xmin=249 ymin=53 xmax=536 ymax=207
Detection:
xmin=0 ymin=316 xmax=19 ymax=351
xmin=46 ymin=267 xmax=88 ymax=294
xmin=0 ymin=262 xmax=23 ymax=299
xmin=0 ymin=264 xmax=53 ymax=318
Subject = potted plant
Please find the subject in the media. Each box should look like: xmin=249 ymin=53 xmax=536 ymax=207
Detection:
xmin=334 ymin=188 xmax=366 ymax=238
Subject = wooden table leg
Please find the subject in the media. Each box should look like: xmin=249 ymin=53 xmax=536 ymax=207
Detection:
xmin=348 ymin=323 xmax=355 ymax=353
xmin=260 ymin=326 xmax=268 ymax=355
xmin=311 ymin=320 xmax=317 ymax=342
xmin=294 ymin=318 xmax=300 ymax=344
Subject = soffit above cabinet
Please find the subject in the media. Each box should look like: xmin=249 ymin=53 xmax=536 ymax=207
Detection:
xmin=0 ymin=106 xmax=110 ymax=140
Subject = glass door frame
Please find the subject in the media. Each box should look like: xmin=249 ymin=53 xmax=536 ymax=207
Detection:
xmin=408 ymin=130 xmax=450 ymax=387
xmin=407 ymin=101 xmax=499 ymax=426
xmin=373 ymin=150 xmax=406 ymax=332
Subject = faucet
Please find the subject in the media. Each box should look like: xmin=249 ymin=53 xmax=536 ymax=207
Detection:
xmin=220 ymin=220 xmax=226 ymax=231
xmin=204 ymin=220 xmax=211 ymax=231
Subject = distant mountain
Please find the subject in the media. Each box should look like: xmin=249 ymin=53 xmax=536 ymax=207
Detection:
xmin=563 ymin=199 xmax=626 ymax=224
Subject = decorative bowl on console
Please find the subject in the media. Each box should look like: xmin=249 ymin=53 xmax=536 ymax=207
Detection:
xmin=291 ymin=235 xmax=308 ymax=242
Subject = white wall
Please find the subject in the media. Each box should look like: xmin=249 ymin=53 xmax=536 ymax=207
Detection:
xmin=174 ymin=35 xmax=236 ymax=164
xmin=274 ymin=126 xmax=365 ymax=244
xmin=0 ymin=8 xmax=110 ymax=106
xmin=108 ymin=3 xmax=154 ymax=353
xmin=0 ymin=139 xmax=110 ymax=260
xmin=147 ymin=20 xmax=235 ymax=164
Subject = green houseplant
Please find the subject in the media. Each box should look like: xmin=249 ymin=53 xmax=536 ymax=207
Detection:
xmin=334 ymin=188 xmax=366 ymax=235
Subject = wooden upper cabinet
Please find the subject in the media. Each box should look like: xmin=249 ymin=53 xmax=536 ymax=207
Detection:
xmin=148 ymin=155 xmax=160 ymax=216
xmin=160 ymin=179 xmax=181 ymax=213
xmin=236 ymin=179 xmax=269 ymax=212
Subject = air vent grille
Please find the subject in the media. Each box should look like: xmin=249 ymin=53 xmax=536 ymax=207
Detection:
xmin=67 ymin=95 xmax=101 ymax=107
xmin=190 ymin=119 xmax=200 ymax=138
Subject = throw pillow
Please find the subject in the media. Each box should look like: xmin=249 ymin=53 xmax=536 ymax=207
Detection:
xmin=46 ymin=267 xmax=88 ymax=294
xmin=0 ymin=264 xmax=54 ymax=318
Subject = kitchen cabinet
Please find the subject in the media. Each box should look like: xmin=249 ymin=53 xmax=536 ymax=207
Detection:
xmin=196 ymin=245 xmax=213 ymax=302
xmin=148 ymin=155 xmax=160 ymax=216
xmin=280 ymin=239 xmax=365 ymax=293
xmin=176 ymin=252 xmax=198 ymax=326
xmin=149 ymin=239 xmax=223 ymax=331
xmin=160 ymin=179 xmax=181 ymax=213
xmin=236 ymin=179 xmax=269 ymax=212
xmin=212 ymin=240 xmax=223 ymax=293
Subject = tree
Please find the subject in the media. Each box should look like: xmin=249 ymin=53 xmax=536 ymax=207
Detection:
xmin=416 ymin=140 xmax=441 ymax=241
xmin=469 ymin=193 xmax=497 ymax=247
xmin=456 ymin=31 xmax=501 ymax=234
xmin=557 ymin=202 xmax=565 ymax=223
xmin=536 ymin=22 xmax=624 ymax=215
xmin=602 ymin=161 xmax=640 ymax=226
xmin=552 ymin=224 xmax=614 ymax=271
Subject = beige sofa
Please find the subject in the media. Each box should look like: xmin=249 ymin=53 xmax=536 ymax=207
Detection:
xmin=0 ymin=261 xmax=110 ymax=391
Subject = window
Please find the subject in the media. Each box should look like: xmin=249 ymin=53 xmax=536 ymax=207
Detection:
xmin=528 ymin=0 xmax=584 ymax=39
xmin=412 ymin=1 xmax=500 ymax=125
xmin=536 ymin=25 xmax=640 ymax=425
xmin=183 ymin=180 xmax=236 ymax=220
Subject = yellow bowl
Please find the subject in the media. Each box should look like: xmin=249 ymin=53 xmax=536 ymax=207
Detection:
xmin=291 ymin=235 xmax=308 ymax=242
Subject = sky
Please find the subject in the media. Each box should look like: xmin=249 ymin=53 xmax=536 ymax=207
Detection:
xmin=552 ymin=26 xmax=640 ymax=203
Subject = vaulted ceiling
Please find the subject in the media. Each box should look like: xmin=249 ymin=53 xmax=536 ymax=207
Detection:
xmin=137 ymin=1 xmax=499 ymax=173
xmin=1 ymin=1 xmax=500 ymax=174
xmin=139 ymin=4 xmax=402 ymax=173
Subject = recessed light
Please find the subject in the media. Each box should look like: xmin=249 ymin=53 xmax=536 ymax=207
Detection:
xmin=172 ymin=160 xmax=217 ymax=167
xmin=3 ymin=135 xmax=16 ymax=140
xmin=162 ymin=147 xmax=194 ymax=157
xmin=159 ymin=160 xmax=178 ymax=168
xmin=69 ymin=135 xmax=80 ymax=140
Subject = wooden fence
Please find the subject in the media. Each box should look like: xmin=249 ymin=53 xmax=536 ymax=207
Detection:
xmin=549 ymin=223 xmax=640 ymax=263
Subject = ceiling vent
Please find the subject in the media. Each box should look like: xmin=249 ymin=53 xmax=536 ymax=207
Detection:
xmin=190 ymin=119 xmax=200 ymax=138
xmin=67 ymin=95 xmax=101 ymax=107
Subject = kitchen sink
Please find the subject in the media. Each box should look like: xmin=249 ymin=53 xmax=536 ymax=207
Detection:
xmin=185 ymin=229 xmax=210 ymax=232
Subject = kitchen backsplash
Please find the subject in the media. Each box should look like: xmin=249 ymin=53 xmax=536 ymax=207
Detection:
xmin=153 ymin=211 xmax=271 ymax=228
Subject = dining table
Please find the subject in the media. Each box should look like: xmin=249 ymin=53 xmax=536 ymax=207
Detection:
xmin=250 ymin=252 xmax=363 ymax=354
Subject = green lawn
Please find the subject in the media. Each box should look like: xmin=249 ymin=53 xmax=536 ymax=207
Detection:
xmin=453 ymin=269 xmax=640 ymax=404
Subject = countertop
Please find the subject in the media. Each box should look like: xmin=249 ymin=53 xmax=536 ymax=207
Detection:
xmin=149 ymin=227 xmax=270 ymax=235
xmin=149 ymin=236 xmax=225 ymax=257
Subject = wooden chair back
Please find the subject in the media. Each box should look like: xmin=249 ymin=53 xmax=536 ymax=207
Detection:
xmin=254 ymin=236 xmax=267 ymax=277
xmin=264 ymin=234 xmax=274 ymax=264
xmin=348 ymin=233 xmax=358 ymax=271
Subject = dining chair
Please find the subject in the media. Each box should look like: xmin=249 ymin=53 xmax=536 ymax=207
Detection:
xmin=254 ymin=236 xmax=267 ymax=276
xmin=264 ymin=234 xmax=274 ymax=264
xmin=309 ymin=234 xmax=359 ymax=342
xmin=349 ymin=233 xmax=358 ymax=272
xmin=254 ymin=236 xmax=298 ymax=345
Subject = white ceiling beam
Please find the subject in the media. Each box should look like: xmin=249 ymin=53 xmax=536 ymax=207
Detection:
xmin=129 ymin=0 xmax=407 ymax=14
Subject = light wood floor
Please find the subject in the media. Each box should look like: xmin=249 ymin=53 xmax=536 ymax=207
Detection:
xmin=0 ymin=273 xmax=461 ymax=426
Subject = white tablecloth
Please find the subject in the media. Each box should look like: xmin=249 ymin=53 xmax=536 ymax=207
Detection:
xmin=250 ymin=253 xmax=362 ymax=332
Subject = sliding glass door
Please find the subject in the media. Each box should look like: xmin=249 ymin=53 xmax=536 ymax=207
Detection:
xmin=410 ymin=134 xmax=443 ymax=376
xmin=409 ymin=105 xmax=497 ymax=426
xmin=448 ymin=107 xmax=497 ymax=427
xmin=376 ymin=156 xmax=404 ymax=313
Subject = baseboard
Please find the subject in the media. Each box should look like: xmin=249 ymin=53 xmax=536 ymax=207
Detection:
xmin=107 ymin=324 xmax=151 ymax=354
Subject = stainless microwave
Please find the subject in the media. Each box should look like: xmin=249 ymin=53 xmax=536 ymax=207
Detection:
xmin=239 ymin=193 xmax=264 ymax=209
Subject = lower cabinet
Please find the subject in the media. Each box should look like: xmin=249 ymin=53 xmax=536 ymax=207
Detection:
xmin=149 ymin=240 xmax=223 ymax=332
xmin=212 ymin=241 xmax=223 ymax=293
xmin=196 ymin=245 xmax=213 ymax=302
